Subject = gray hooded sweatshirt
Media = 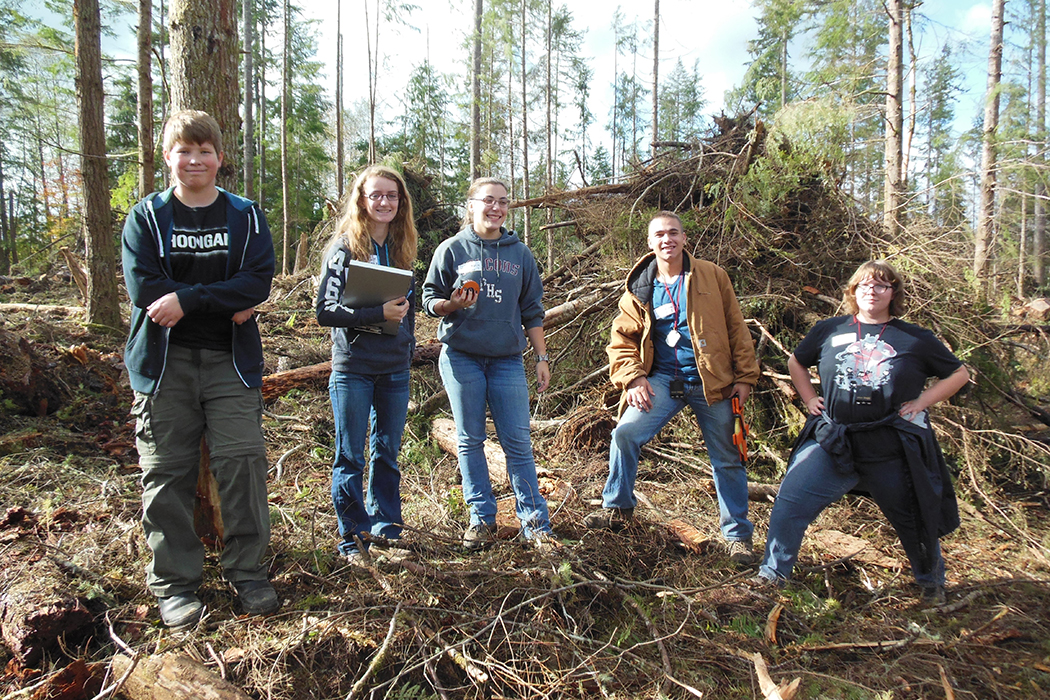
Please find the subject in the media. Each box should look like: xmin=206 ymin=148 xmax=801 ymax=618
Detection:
xmin=422 ymin=226 xmax=544 ymax=357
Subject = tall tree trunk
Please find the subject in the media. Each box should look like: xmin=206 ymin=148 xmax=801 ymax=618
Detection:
xmin=651 ymin=0 xmax=659 ymax=157
xmin=545 ymin=0 xmax=553 ymax=269
xmin=169 ymin=0 xmax=240 ymax=190
xmin=137 ymin=0 xmax=155 ymax=197
xmin=281 ymin=0 xmax=291 ymax=275
xmin=0 ymin=145 xmax=8 ymax=274
xmin=520 ymin=0 xmax=530 ymax=245
xmin=242 ymin=0 xmax=255 ymax=200
xmin=74 ymin=0 xmax=122 ymax=329
xmin=335 ymin=0 xmax=344 ymax=198
xmin=903 ymin=1 xmax=917 ymax=191
xmin=364 ymin=0 xmax=377 ymax=165
xmin=780 ymin=28 xmax=787 ymax=110
xmin=975 ymin=0 xmax=1005 ymax=285
xmin=258 ymin=13 xmax=266 ymax=208
xmin=7 ymin=192 xmax=16 ymax=266
xmin=470 ymin=0 xmax=482 ymax=181
xmin=882 ymin=0 xmax=904 ymax=237
xmin=1035 ymin=0 xmax=1047 ymax=287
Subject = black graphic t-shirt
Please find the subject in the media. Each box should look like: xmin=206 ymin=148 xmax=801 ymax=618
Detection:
xmin=169 ymin=193 xmax=232 ymax=351
xmin=793 ymin=315 xmax=962 ymax=462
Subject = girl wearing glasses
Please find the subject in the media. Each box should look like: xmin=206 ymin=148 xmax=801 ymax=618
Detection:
xmin=753 ymin=260 xmax=969 ymax=605
xmin=422 ymin=177 xmax=554 ymax=551
xmin=316 ymin=165 xmax=418 ymax=563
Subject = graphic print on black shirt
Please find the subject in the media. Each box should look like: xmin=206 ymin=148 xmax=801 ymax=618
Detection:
xmin=169 ymin=193 xmax=233 ymax=351
xmin=793 ymin=315 xmax=963 ymax=463
xmin=833 ymin=333 xmax=896 ymax=393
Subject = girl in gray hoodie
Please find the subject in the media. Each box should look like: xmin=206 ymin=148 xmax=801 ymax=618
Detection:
xmin=422 ymin=177 xmax=553 ymax=551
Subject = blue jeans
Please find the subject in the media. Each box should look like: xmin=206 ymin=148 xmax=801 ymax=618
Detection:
xmin=438 ymin=346 xmax=551 ymax=538
xmin=604 ymin=372 xmax=753 ymax=542
xmin=329 ymin=369 xmax=410 ymax=554
xmin=759 ymin=439 xmax=945 ymax=586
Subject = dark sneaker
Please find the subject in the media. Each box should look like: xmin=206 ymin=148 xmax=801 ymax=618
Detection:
xmin=582 ymin=507 xmax=634 ymax=532
xmin=158 ymin=592 xmax=204 ymax=628
xmin=921 ymin=585 xmax=947 ymax=606
xmin=233 ymin=579 xmax=280 ymax=615
xmin=462 ymin=522 xmax=497 ymax=551
xmin=726 ymin=538 xmax=756 ymax=566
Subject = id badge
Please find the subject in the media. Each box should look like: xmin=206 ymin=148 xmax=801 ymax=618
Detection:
xmin=853 ymin=385 xmax=873 ymax=405
xmin=665 ymin=329 xmax=681 ymax=347
xmin=669 ymin=378 xmax=685 ymax=399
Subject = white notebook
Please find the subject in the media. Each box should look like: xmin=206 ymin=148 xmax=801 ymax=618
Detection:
xmin=340 ymin=260 xmax=414 ymax=335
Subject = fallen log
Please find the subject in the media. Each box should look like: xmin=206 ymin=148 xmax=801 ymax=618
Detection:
xmin=110 ymin=653 xmax=253 ymax=700
xmin=0 ymin=556 xmax=93 ymax=666
xmin=431 ymin=418 xmax=509 ymax=487
xmin=259 ymin=341 xmax=443 ymax=403
xmin=0 ymin=302 xmax=84 ymax=314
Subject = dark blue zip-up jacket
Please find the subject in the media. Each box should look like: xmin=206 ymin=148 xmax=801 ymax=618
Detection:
xmin=121 ymin=187 xmax=275 ymax=394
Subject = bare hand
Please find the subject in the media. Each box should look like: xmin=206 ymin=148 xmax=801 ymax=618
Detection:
xmin=448 ymin=285 xmax=478 ymax=311
xmin=536 ymin=360 xmax=550 ymax=392
xmin=730 ymin=383 xmax=751 ymax=404
xmin=146 ymin=293 xmax=185 ymax=328
xmin=232 ymin=307 xmax=255 ymax=325
xmin=625 ymin=377 xmax=655 ymax=412
xmin=805 ymin=396 xmax=825 ymax=416
xmin=383 ymin=296 xmax=409 ymax=322
xmin=898 ymin=399 xmax=926 ymax=421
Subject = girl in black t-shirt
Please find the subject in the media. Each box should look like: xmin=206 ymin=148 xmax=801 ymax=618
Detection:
xmin=754 ymin=261 xmax=969 ymax=605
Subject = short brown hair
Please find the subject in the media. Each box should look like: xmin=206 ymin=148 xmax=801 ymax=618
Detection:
xmin=842 ymin=260 xmax=905 ymax=317
xmin=162 ymin=110 xmax=223 ymax=154
xmin=650 ymin=210 xmax=682 ymax=228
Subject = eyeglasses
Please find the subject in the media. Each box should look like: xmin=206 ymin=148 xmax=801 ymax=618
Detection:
xmin=470 ymin=196 xmax=511 ymax=208
xmin=365 ymin=192 xmax=398 ymax=202
xmin=857 ymin=283 xmax=893 ymax=294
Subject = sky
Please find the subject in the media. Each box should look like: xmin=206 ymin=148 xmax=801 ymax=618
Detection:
xmin=301 ymin=0 xmax=1000 ymax=147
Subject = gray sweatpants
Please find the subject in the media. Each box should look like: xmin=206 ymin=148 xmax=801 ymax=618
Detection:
xmin=132 ymin=345 xmax=271 ymax=597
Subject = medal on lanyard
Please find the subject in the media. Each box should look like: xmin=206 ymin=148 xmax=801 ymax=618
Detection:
xmin=661 ymin=274 xmax=683 ymax=348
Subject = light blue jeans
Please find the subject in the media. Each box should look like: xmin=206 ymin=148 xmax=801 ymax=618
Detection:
xmin=329 ymin=369 xmax=410 ymax=554
xmin=604 ymin=372 xmax=753 ymax=542
xmin=438 ymin=346 xmax=551 ymax=538
xmin=758 ymin=439 xmax=945 ymax=586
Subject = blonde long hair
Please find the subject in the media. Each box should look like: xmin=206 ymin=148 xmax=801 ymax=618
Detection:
xmin=331 ymin=165 xmax=418 ymax=270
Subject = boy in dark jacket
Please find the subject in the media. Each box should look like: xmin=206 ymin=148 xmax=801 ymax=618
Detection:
xmin=122 ymin=110 xmax=278 ymax=627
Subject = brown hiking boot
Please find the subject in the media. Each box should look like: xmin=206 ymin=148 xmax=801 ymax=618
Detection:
xmin=726 ymin=538 xmax=756 ymax=567
xmin=583 ymin=507 xmax=634 ymax=532
xmin=462 ymin=522 xmax=497 ymax=551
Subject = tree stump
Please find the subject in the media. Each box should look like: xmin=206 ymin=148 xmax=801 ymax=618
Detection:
xmin=0 ymin=329 xmax=69 ymax=416
xmin=0 ymin=557 xmax=93 ymax=666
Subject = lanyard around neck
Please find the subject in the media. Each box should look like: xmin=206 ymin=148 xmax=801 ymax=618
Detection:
xmin=854 ymin=315 xmax=889 ymax=342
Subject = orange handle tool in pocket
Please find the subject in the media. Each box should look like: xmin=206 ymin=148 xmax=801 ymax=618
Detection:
xmin=731 ymin=396 xmax=749 ymax=464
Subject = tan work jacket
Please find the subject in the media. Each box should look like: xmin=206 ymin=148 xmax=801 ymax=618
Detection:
xmin=607 ymin=252 xmax=760 ymax=417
